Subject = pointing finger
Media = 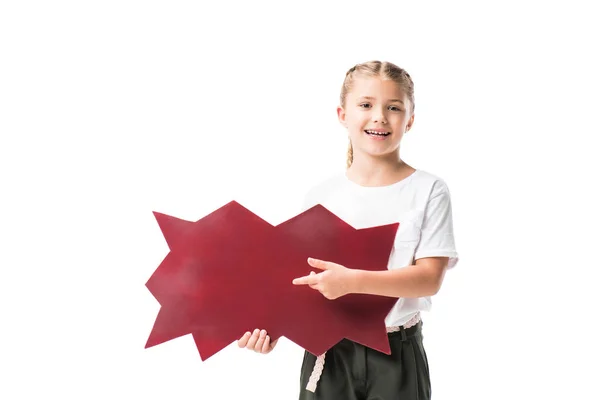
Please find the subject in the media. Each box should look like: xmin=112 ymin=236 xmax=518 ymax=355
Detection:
xmin=293 ymin=272 xmax=319 ymax=285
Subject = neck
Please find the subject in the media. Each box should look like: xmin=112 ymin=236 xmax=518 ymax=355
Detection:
xmin=346 ymin=152 xmax=413 ymax=187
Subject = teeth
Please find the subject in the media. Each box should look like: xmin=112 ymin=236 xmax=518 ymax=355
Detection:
xmin=365 ymin=130 xmax=389 ymax=136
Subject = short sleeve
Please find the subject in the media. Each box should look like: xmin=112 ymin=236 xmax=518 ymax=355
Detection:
xmin=414 ymin=181 xmax=459 ymax=269
xmin=300 ymin=186 xmax=318 ymax=213
xmin=300 ymin=191 xmax=311 ymax=212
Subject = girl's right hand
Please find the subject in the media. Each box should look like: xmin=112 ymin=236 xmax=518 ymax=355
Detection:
xmin=237 ymin=329 xmax=278 ymax=354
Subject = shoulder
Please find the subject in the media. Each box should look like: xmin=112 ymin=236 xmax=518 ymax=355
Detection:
xmin=308 ymin=169 xmax=351 ymax=195
xmin=411 ymin=169 xmax=453 ymax=199
xmin=308 ymin=171 xmax=345 ymax=193
xmin=301 ymin=171 xmax=346 ymax=210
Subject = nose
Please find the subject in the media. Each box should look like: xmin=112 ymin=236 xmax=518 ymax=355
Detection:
xmin=372 ymin=110 xmax=387 ymax=124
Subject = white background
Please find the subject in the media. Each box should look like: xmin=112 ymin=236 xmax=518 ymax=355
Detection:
xmin=1 ymin=1 xmax=599 ymax=399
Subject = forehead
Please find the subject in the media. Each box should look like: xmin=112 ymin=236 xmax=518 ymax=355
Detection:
xmin=349 ymin=76 xmax=407 ymax=101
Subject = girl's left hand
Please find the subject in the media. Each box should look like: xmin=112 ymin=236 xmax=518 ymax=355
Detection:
xmin=292 ymin=257 xmax=357 ymax=300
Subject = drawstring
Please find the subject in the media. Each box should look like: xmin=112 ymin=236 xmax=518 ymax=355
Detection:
xmin=305 ymin=312 xmax=422 ymax=393
xmin=305 ymin=353 xmax=326 ymax=392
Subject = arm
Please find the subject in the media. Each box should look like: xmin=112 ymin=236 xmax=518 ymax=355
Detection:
xmin=293 ymin=256 xmax=449 ymax=300
xmin=350 ymin=257 xmax=449 ymax=298
xmin=293 ymin=180 xmax=458 ymax=300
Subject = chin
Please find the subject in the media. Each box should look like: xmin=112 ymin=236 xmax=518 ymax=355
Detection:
xmin=359 ymin=147 xmax=398 ymax=159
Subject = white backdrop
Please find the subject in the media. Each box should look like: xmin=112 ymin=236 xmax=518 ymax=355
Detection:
xmin=1 ymin=1 xmax=599 ymax=399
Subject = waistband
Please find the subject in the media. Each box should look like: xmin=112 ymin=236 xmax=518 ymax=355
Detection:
xmin=305 ymin=312 xmax=422 ymax=393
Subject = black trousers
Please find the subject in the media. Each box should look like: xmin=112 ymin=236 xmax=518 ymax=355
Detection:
xmin=298 ymin=321 xmax=430 ymax=400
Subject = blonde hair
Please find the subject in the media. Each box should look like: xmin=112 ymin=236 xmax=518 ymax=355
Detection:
xmin=341 ymin=61 xmax=415 ymax=168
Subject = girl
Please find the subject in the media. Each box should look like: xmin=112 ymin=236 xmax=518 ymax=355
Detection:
xmin=238 ymin=60 xmax=459 ymax=400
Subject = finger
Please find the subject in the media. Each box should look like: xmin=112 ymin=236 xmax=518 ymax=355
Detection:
xmin=254 ymin=330 xmax=267 ymax=352
xmin=246 ymin=329 xmax=260 ymax=349
xmin=308 ymin=271 xmax=319 ymax=289
xmin=308 ymin=257 xmax=329 ymax=270
xmin=261 ymin=334 xmax=271 ymax=353
xmin=237 ymin=331 xmax=251 ymax=348
xmin=293 ymin=274 xmax=319 ymax=285
xmin=294 ymin=271 xmax=318 ymax=285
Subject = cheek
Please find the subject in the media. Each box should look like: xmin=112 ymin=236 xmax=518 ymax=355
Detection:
xmin=348 ymin=123 xmax=365 ymax=137
xmin=395 ymin=115 xmax=410 ymax=126
xmin=347 ymin=114 xmax=367 ymax=129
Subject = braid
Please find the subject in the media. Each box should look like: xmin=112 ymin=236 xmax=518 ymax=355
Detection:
xmin=346 ymin=141 xmax=353 ymax=169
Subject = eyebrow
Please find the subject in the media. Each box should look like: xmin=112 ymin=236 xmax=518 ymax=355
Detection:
xmin=358 ymin=96 xmax=404 ymax=104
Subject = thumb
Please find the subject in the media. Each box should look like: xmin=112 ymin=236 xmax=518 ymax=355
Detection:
xmin=308 ymin=257 xmax=328 ymax=270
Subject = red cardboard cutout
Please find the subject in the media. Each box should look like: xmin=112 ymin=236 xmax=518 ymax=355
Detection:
xmin=145 ymin=201 xmax=399 ymax=360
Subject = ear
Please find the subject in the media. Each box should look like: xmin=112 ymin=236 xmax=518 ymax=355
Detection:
xmin=406 ymin=113 xmax=415 ymax=132
xmin=337 ymin=106 xmax=347 ymax=127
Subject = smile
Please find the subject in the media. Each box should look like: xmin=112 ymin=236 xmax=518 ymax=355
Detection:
xmin=364 ymin=130 xmax=391 ymax=137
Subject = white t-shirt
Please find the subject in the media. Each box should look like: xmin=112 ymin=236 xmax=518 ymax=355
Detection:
xmin=301 ymin=168 xmax=459 ymax=327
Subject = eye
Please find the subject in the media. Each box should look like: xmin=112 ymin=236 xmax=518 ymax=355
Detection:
xmin=359 ymin=103 xmax=371 ymax=109
xmin=389 ymin=106 xmax=403 ymax=112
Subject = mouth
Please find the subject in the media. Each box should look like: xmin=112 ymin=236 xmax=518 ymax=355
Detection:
xmin=364 ymin=130 xmax=391 ymax=137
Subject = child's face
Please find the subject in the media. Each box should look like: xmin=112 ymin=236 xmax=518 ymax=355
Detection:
xmin=338 ymin=76 xmax=414 ymax=160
